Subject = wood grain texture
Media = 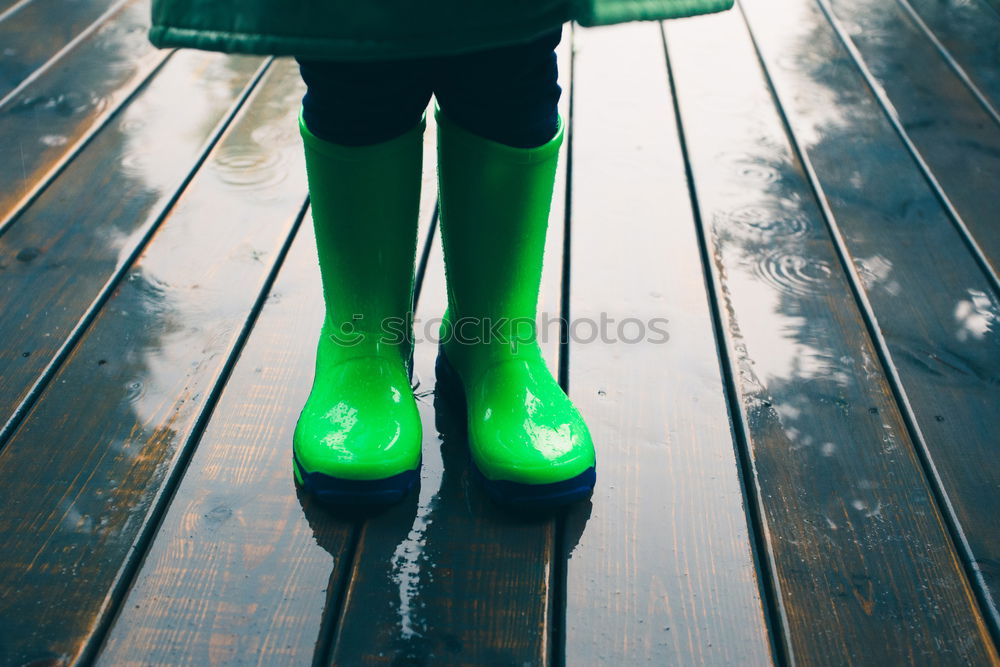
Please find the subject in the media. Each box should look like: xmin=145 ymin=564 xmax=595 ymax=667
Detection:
xmin=0 ymin=0 xmax=122 ymax=99
xmin=0 ymin=0 xmax=168 ymax=229
xmin=561 ymin=22 xmax=773 ymax=665
xmin=897 ymin=0 xmax=1000 ymax=114
xmin=0 ymin=58 xmax=307 ymax=666
xmin=0 ymin=50 xmax=261 ymax=445
xmin=329 ymin=40 xmax=572 ymax=665
xmin=743 ymin=0 xmax=1000 ymax=636
xmin=819 ymin=0 xmax=1000 ymax=279
xmin=97 ymin=220 xmax=356 ymax=667
xmin=665 ymin=7 xmax=999 ymax=664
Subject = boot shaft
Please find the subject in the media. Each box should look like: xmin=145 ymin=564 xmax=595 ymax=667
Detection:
xmin=435 ymin=109 xmax=563 ymax=362
xmin=299 ymin=110 xmax=424 ymax=358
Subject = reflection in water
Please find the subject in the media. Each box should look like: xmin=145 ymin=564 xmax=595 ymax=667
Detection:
xmin=5 ymin=55 xmax=265 ymax=544
xmin=110 ymin=52 xmax=264 ymax=256
xmin=668 ymin=0 xmax=1000 ymax=658
xmin=389 ymin=442 xmax=440 ymax=641
xmin=0 ymin=52 xmax=260 ymax=433
xmin=320 ymin=365 xmax=590 ymax=663
xmin=0 ymin=55 xmax=310 ymax=666
xmin=954 ymin=289 xmax=997 ymax=342
xmin=297 ymin=488 xmax=358 ymax=661
xmin=855 ymin=253 xmax=899 ymax=295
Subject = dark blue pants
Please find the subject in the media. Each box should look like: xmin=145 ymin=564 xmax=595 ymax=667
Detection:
xmin=296 ymin=28 xmax=562 ymax=149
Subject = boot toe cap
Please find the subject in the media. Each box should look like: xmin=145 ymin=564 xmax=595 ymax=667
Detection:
xmin=460 ymin=358 xmax=597 ymax=487
xmin=293 ymin=358 xmax=422 ymax=481
xmin=468 ymin=394 xmax=596 ymax=486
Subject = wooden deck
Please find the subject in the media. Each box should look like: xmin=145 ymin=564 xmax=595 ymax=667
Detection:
xmin=1 ymin=0 xmax=999 ymax=664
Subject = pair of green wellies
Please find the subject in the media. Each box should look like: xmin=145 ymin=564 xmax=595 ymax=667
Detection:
xmin=291 ymin=107 xmax=596 ymax=507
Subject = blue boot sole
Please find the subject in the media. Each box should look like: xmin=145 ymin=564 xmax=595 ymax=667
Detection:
xmin=434 ymin=348 xmax=595 ymax=508
xmin=293 ymin=351 xmax=420 ymax=506
xmin=293 ymin=453 xmax=419 ymax=506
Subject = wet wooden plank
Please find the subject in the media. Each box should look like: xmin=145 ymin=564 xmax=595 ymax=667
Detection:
xmin=899 ymin=0 xmax=1000 ymax=114
xmin=561 ymin=22 xmax=773 ymax=665
xmin=664 ymin=8 xmax=1000 ymax=664
xmin=0 ymin=58 xmax=309 ymax=666
xmin=0 ymin=0 xmax=122 ymax=99
xmin=98 ymin=98 xmax=443 ymax=667
xmin=981 ymin=0 xmax=1000 ymax=19
xmin=96 ymin=220 xmax=356 ymax=666
xmin=0 ymin=0 xmax=31 ymax=19
xmin=818 ymin=0 xmax=1000 ymax=280
xmin=329 ymin=39 xmax=572 ymax=664
xmin=0 ymin=0 xmax=22 ymax=14
xmin=0 ymin=51 xmax=262 ymax=445
xmin=0 ymin=0 xmax=169 ymax=229
xmin=742 ymin=0 xmax=1000 ymax=634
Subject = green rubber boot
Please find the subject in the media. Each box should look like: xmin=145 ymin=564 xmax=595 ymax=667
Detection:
xmin=292 ymin=110 xmax=423 ymax=505
xmin=434 ymin=109 xmax=596 ymax=507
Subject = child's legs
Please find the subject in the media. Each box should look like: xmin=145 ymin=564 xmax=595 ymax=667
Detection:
xmin=432 ymin=28 xmax=563 ymax=148
xmin=296 ymin=57 xmax=433 ymax=146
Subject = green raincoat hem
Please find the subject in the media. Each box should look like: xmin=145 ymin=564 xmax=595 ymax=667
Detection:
xmin=149 ymin=13 xmax=572 ymax=61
